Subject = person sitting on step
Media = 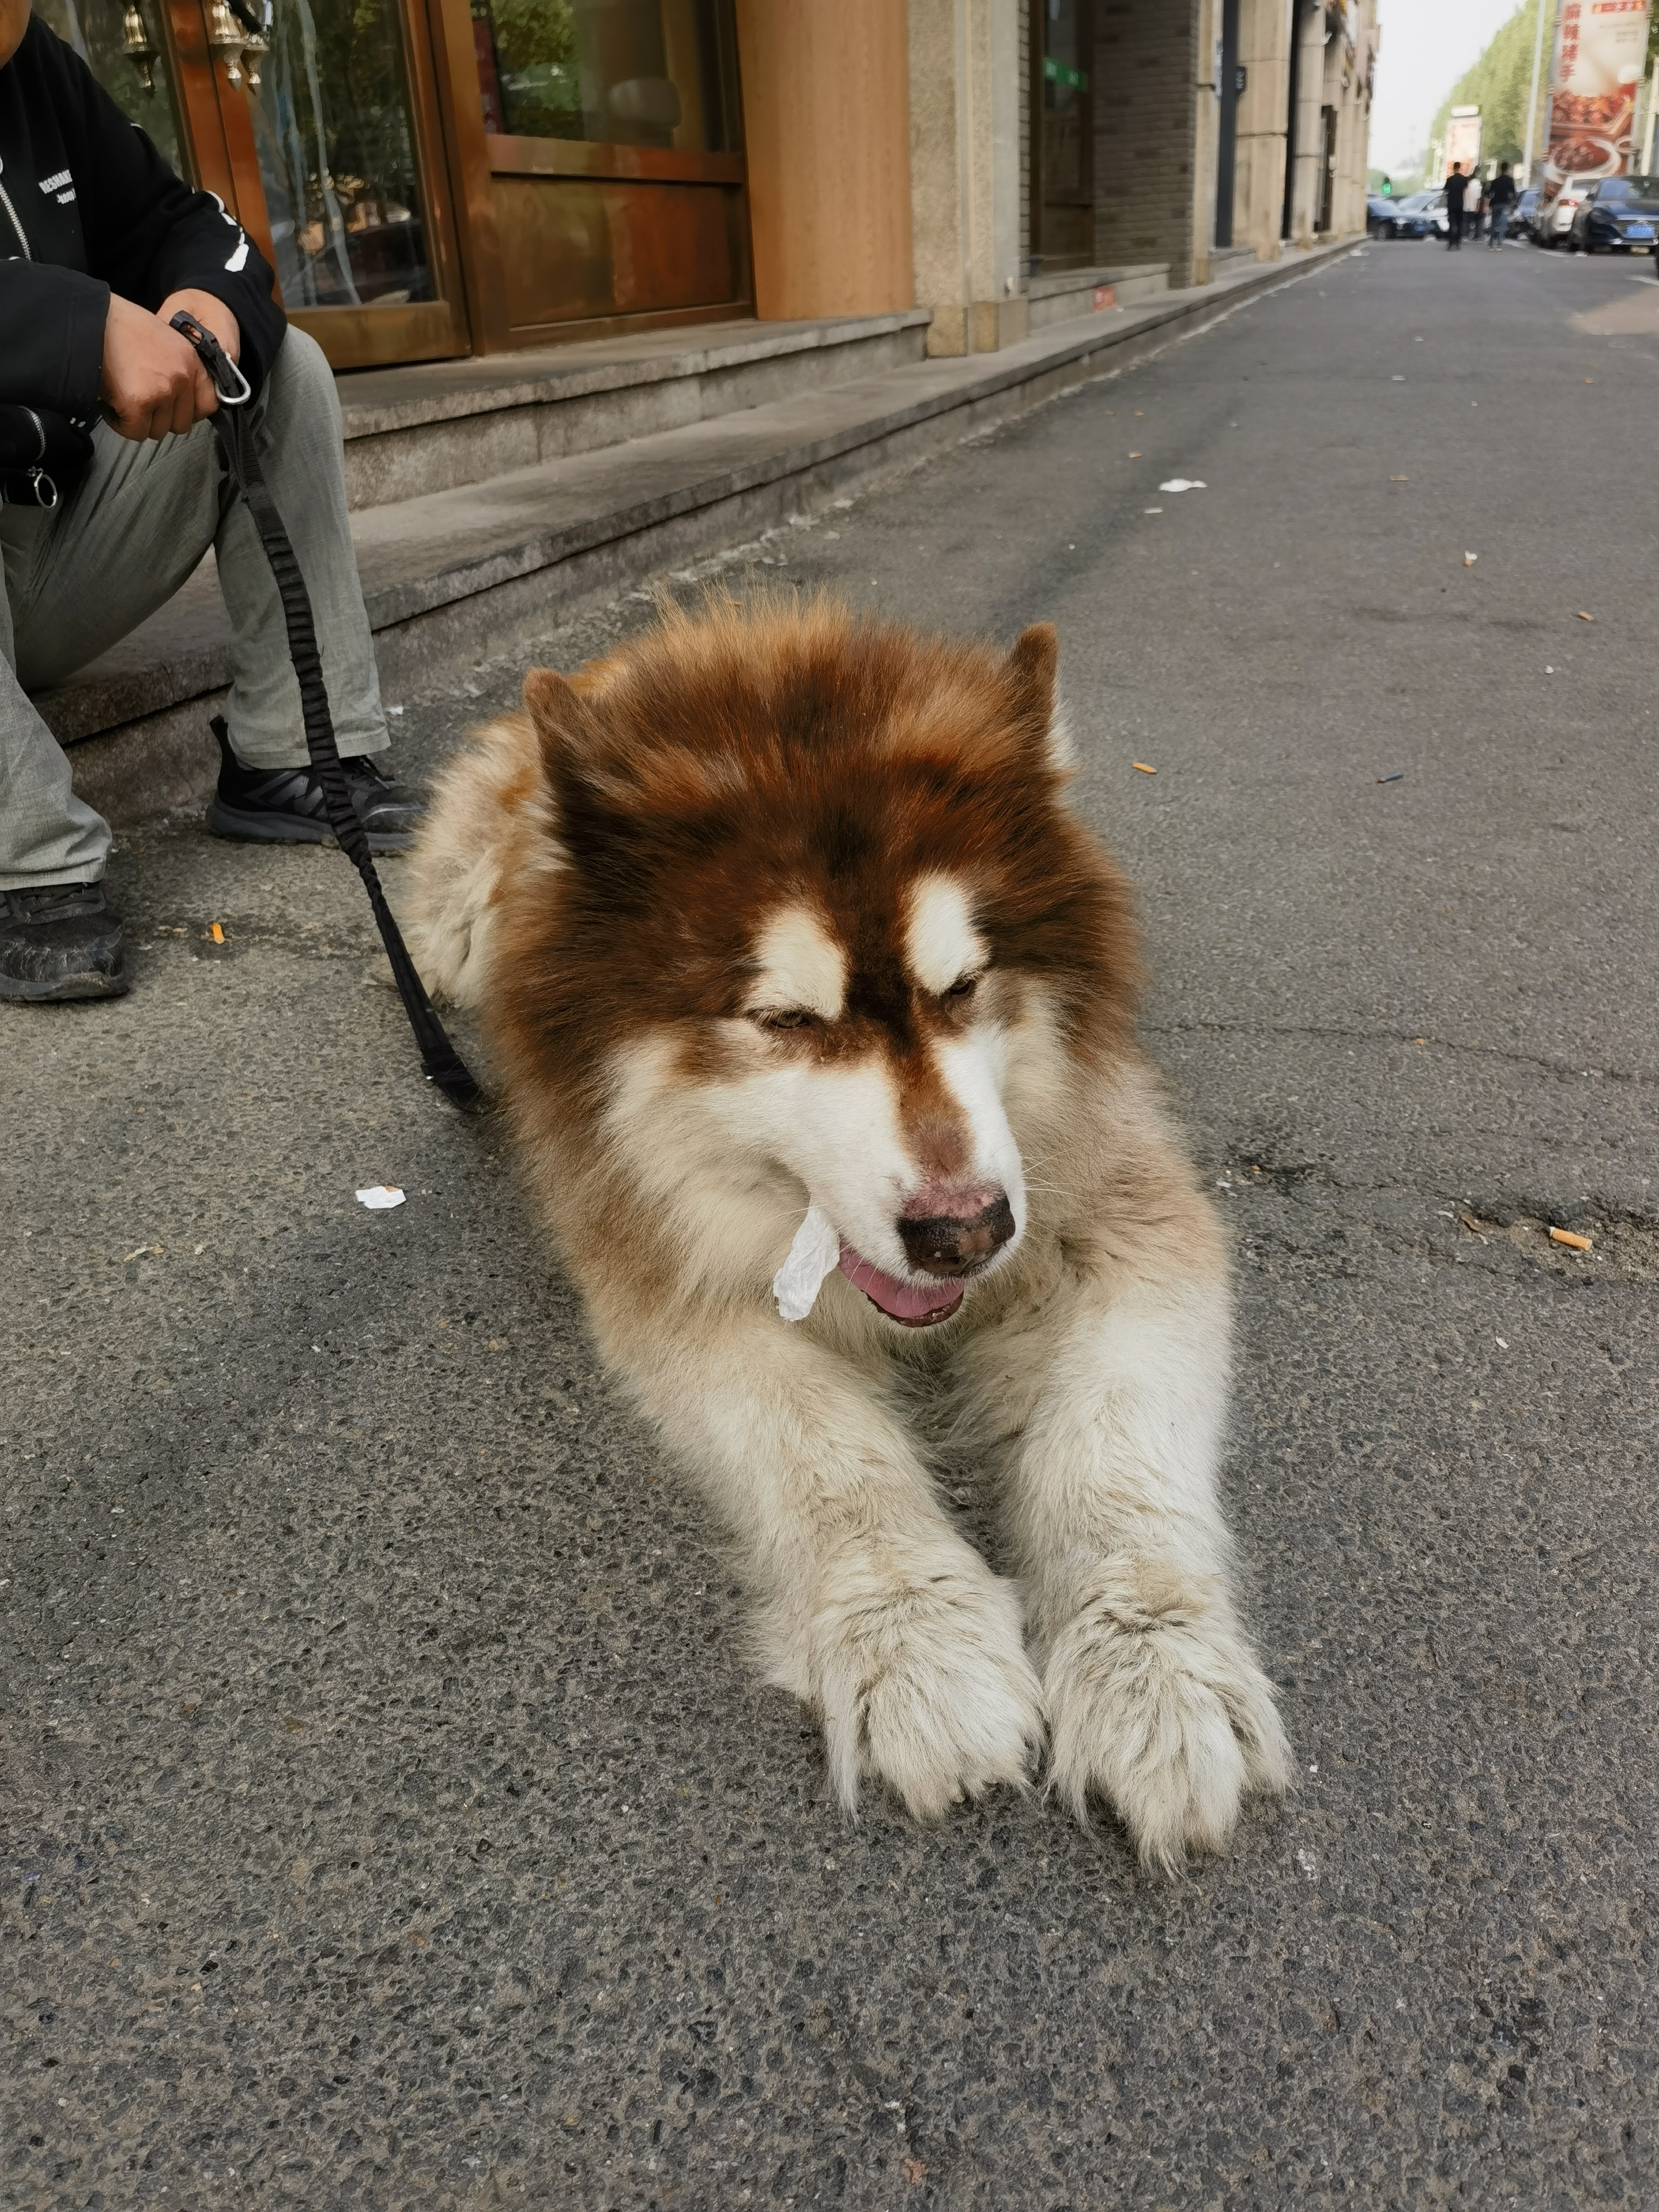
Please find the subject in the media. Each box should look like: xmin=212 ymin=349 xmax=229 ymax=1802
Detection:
xmin=0 ymin=0 xmax=423 ymax=1004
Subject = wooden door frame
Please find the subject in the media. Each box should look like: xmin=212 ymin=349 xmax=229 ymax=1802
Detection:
xmin=427 ymin=0 xmax=754 ymax=355
xmin=162 ymin=0 xmax=473 ymax=368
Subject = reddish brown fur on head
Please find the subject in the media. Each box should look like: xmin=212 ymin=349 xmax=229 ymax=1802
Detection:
xmin=497 ymin=597 xmax=1141 ymax=1122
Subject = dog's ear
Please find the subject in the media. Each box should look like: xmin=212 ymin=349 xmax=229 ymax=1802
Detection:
xmin=1001 ymin=623 xmax=1069 ymax=769
xmin=523 ymin=665 xmax=602 ymax=778
xmin=523 ymin=665 xmax=633 ymax=858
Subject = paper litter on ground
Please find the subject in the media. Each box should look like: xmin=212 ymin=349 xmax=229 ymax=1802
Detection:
xmin=773 ymin=1205 xmax=840 ymax=1321
xmin=355 ymin=1185 xmax=406 ymax=1211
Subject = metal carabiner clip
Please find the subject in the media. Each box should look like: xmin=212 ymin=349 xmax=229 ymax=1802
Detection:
xmin=168 ymin=309 xmax=253 ymax=406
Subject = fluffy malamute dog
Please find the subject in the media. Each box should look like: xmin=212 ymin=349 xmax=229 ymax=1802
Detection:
xmin=408 ymin=599 xmax=1289 ymax=1867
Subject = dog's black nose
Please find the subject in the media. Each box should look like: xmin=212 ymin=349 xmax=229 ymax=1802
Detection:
xmin=898 ymin=1193 xmax=1016 ymax=1276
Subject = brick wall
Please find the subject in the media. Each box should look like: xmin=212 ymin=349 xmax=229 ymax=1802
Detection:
xmin=1093 ymin=0 xmax=1203 ymax=284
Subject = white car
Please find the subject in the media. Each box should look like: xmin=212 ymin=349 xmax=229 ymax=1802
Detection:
xmin=1539 ymin=177 xmax=1597 ymax=244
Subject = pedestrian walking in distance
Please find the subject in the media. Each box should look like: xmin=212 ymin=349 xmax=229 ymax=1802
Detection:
xmin=1466 ymin=173 xmax=1484 ymax=243
xmin=1444 ymin=163 xmax=1468 ymax=249
xmin=1486 ymin=161 xmax=1518 ymax=247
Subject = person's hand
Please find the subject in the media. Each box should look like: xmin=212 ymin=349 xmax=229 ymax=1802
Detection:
xmin=99 ymin=290 xmax=241 ymax=441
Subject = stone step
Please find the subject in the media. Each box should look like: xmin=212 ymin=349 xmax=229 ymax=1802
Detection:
xmin=47 ymin=240 xmax=1356 ymax=827
xmin=1027 ymin=261 xmax=1171 ymax=331
xmin=337 ymin=311 xmax=933 ymax=510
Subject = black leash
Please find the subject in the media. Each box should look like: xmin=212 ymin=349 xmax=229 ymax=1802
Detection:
xmin=170 ymin=311 xmax=480 ymax=1110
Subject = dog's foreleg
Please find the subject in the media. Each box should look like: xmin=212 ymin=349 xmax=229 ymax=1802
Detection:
xmin=617 ymin=1312 xmax=1045 ymax=1820
xmin=997 ymin=1267 xmax=1290 ymax=1869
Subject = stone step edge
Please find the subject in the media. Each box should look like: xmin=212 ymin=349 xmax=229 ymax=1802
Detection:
xmin=59 ymin=240 xmax=1356 ymax=826
xmin=336 ymin=308 xmax=937 ymax=440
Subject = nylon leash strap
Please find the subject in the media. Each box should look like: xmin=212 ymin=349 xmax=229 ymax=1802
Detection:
xmin=170 ymin=312 xmax=480 ymax=1109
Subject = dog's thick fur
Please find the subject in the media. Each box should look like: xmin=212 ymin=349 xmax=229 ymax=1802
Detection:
xmin=408 ymin=598 xmax=1289 ymax=1867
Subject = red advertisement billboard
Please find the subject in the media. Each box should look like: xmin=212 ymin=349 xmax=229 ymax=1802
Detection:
xmin=1543 ymin=0 xmax=1654 ymax=205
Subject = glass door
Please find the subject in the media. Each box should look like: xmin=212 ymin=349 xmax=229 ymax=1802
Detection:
xmin=33 ymin=0 xmax=190 ymax=176
xmin=243 ymin=0 xmax=471 ymax=361
xmin=1031 ymin=0 xmax=1095 ymax=272
xmin=37 ymin=0 xmax=472 ymax=367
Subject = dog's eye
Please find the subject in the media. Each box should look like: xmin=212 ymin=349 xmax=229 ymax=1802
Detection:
xmin=752 ymin=1008 xmax=814 ymax=1031
xmin=943 ymin=974 xmax=980 ymax=1001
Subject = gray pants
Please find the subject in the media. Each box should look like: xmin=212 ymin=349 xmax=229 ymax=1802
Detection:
xmin=0 ymin=326 xmax=386 ymax=891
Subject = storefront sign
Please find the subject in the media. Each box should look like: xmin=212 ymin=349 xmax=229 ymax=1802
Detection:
xmin=1542 ymin=0 xmax=1654 ymax=204
xmin=1445 ymin=105 xmax=1482 ymax=177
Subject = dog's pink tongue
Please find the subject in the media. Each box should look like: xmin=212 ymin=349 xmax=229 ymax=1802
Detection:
xmin=839 ymin=1243 xmax=964 ymax=1322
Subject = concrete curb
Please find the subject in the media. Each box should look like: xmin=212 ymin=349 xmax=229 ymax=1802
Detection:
xmin=59 ymin=238 xmax=1358 ymax=824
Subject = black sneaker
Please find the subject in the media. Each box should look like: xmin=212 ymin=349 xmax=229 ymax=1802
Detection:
xmin=204 ymin=716 xmax=426 ymax=852
xmin=0 ymin=882 xmax=128 ymax=1002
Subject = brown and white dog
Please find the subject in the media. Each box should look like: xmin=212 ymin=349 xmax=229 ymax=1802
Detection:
xmin=407 ymin=598 xmax=1289 ymax=1867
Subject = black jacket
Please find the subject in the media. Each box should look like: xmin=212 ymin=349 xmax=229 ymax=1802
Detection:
xmin=0 ymin=15 xmax=285 ymax=426
xmin=1444 ymin=172 xmax=1469 ymax=215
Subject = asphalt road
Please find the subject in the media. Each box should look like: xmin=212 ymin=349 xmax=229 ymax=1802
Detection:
xmin=6 ymin=237 xmax=1659 ymax=2211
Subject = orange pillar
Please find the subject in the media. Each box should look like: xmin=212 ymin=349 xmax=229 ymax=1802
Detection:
xmin=734 ymin=0 xmax=914 ymax=320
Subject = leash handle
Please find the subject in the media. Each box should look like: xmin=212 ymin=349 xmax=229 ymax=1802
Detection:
xmin=171 ymin=313 xmax=482 ymax=1110
xmin=169 ymin=308 xmax=252 ymax=406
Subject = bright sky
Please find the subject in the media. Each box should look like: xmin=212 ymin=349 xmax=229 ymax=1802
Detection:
xmin=1371 ymin=0 xmax=1543 ymax=172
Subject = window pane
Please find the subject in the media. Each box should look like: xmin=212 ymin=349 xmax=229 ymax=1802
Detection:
xmin=1041 ymin=0 xmax=1091 ymax=202
xmin=471 ymin=0 xmax=741 ymax=152
xmin=248 ymin=0 xmax=436 ymax=307
xmin=33 ymin=0 xmax=187 ymax=179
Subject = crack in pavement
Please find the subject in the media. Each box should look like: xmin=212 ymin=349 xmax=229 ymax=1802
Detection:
xmin=1144 ymin=1018 xmax=1655 ymax=1088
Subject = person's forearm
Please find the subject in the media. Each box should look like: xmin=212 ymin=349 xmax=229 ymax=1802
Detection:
xmin=0 ymin=264 xmax=110 ymax=416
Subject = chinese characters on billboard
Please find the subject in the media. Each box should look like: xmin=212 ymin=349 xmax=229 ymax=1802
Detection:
xmin=1543 ymin=0 xmax=1654 ymax=206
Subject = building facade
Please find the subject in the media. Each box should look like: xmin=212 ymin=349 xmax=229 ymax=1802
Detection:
xmin=36 ymin=0 xmax=1372 ymax=376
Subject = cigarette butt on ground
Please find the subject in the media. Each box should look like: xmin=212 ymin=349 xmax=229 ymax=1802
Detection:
xmin=1576 ymin=610 xmax=1594 ymax=622
xmin=1463 ymin=552 xmax=1478 ymax=567
xmin=1458 ymin=1212 xmax=1483 ymax=1235
xmin=1390 ymin=475 xmax=1409 ymax=482
xmin=209 ymin=921 xmax=225 ymax=944
xmin=1549 ymin=1226 xmax=1592 ymax=1252
xmin=1132 ymin=762 xmax=1157 ymax=774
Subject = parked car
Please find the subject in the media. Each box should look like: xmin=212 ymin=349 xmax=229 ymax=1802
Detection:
xmin=1566 ymin=173 xmax=1659 ymax=253
xmin=1391 ymin=188 xmax=1446 ymax=239
xmin=1512 ymin=186 xmax=1543 ymax=240
xmin=1366 ymin=193 xmax=1429 ymax=238
xmin=1538 ymin=176 xmax=1596 ymax=244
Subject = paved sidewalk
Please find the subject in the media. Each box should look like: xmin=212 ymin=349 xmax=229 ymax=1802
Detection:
xmin=43 ymin=244 xmax=1349 ymax=832
xmin=4 ymin=239 xmax=1657 ymax=2209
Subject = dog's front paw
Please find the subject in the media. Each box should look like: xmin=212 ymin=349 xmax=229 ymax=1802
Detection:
xmin=1044 ymin=1560 xmax=1290 ymax=1870
xmin=798 ymin=1543 xmax=1046 ymax=1820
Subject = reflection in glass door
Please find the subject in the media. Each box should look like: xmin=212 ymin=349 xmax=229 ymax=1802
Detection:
xmin=1032 ymin=0 xmax=1094 ymax=271
xmin=34 ymin=0 xmax=188 ymax=176
xmin=473 ymin=0 xmax=747 ymax=150
xmin=245 ymin=0 xmax=436 ymax=307
xmin=468 ymin=0 xmax=740 ymax=151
